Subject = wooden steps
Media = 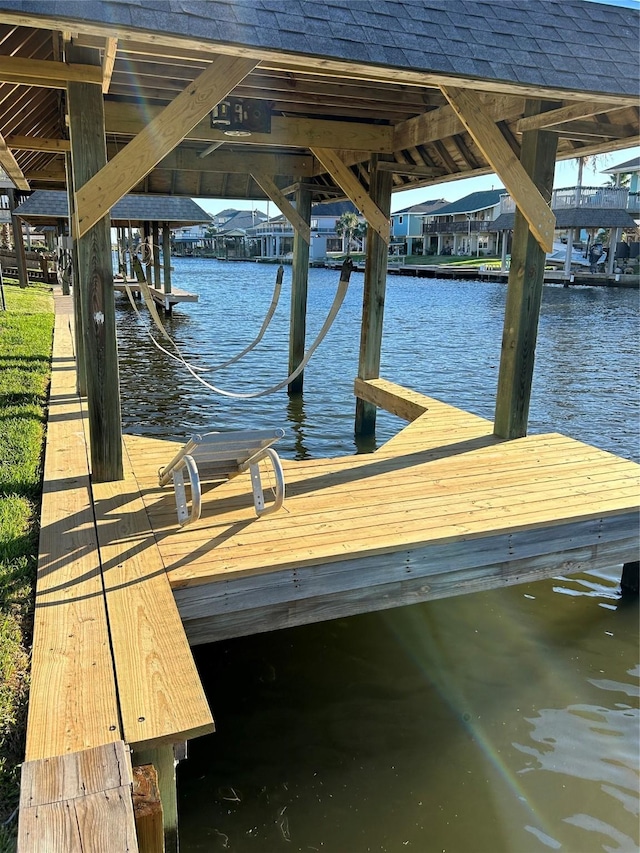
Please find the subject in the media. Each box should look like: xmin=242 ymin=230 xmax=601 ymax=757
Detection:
xmin=18 ymin=743 xmax=138 ymax=853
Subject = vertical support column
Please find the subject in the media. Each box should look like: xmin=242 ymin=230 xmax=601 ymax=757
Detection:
xmin=500 ymin=229 xmax=508 ymax=271
xmin=355 ymin=154 xmax=393 ymax=438
xmin=143 ymin=222 xmax=152 ymax=283
xmin=134 ymin=745 xmax=180 ymax=853
xmin=128 ymin=225 xmax=135 ymax=278
xmin=65 ymin=151 xmax=86 ymax=394
xmin=67 ymin=44 xmax=123 ymax=481
xmin=621 ymin=560 xmax=639 ymax=596
xmin=8 ymin=189 xmax=28 ymax=289
xmin=493 ymin=100 xmax=558 ymax=440
xmin=163 ymin=222 xmax=172 ymax=294
xmin=288 ymin=185 xmax=312 ymax=396
xmin=152 ymin=222 xmax=161 ymax=287
xmin=563 ymin=227 xmax=574 ymax=280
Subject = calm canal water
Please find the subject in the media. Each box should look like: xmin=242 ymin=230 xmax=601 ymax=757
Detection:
xmin=115 ymin=259 xmax=639 ymax=853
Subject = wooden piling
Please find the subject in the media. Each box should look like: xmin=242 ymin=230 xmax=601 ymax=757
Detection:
xmin=8 ymin=188 xmax=28 ymax=289
xmin=134 ymin=745 xmax=179 ymax=853
xmin=621 ymin=560 xmax=639 ymax=596
xmin=67 ymin=45 xmax=123 ymax=481
xmin=152 ymin=221 xmax=161 ymax=288
xmin=355 ymin=154 xmax=393 ymax=437
xmin=162 ymin=222 xmax=172 ymax=294
xmin=494 ymin=101 xmax=558 ymax=439
xmin=288 ymin=184 xmax=312 ymax=395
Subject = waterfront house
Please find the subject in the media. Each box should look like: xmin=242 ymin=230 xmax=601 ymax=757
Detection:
xmin=251 ymin=200 xmax=363 ymax=261
xmin=424 ymin=190 xmax=505 ymax=256
xmin=390 ymin=199 xmax=448 ymax=256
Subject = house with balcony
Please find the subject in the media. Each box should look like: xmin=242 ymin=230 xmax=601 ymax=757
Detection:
xmin=250 ymin=200 xmax=363 ymax=261
xmin=390 ymin=199 xmax=448 ymax=256
xmin=493 ymin=170 xmax=639 ymax=273
xmin=423 ymin=189 xmax=505 ymax=257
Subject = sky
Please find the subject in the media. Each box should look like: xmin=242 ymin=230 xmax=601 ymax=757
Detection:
xmin=195 ymin=146 xmax=640 ymax=219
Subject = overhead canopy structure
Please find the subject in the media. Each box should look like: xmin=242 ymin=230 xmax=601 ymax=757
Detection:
xmin=0 ymin=0 xmax=636 ymax=471
xmin=0 ymin=0 xmax=636 ymax=214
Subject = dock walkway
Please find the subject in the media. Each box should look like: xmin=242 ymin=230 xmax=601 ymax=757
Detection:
xmin=124 ymin=379 xmax=639 ymax=646
xmin=18 ymin=296 xmax=213 ymax=852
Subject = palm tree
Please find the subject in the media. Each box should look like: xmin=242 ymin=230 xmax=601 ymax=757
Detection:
xmin=335 ymin=212 xmax=366 ymax=256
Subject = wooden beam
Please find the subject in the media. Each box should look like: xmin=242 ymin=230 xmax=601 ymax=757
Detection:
xmin=0 ymin=132 xmax=29 ymax=190
xmin=440 ymin=85 xmax=555 ymax=253
xmin=252 ymin=173 xmax=310 ymax=244
xmin=67 ymin=44 xmax=123 ymax=481
xmin=393 ymin=95 xmax=525 ymax=152
xmin=102 ymin=37 xmax=118 ymax=93
xmin=156 ymin=147 xmax=314 ymax=177
xmin=547 ymin=120 xmax=634 ymax=140
xmin=6 ymin=135 xmax=71 ymax=153
xmin=289 ymin=186 xmax=312 ymax=394
xmin=312 ymin=148 xmax=390 ymax=243
xmin=376 ymin=161 xmax=445 ymax=177
xmin=76 ymin=55 xmax=257 ymax=238
xmin=494 ymin=101 xmax=559 ymax=440
xmin=355 ymin=155 xmax=393 ymax=437
xmin=24 ymin=169 xmax=67 ymax=183
xmin=103 ymin=101 xmax=394 ymax=151
xmin=0 ymin=55 xmax=102 ymax=87
xmin=516 ymin=101 xmax=623 ymax=132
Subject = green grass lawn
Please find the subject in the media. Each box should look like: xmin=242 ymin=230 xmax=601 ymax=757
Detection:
xmin=0 ymin=283 xmax=53 ymax=852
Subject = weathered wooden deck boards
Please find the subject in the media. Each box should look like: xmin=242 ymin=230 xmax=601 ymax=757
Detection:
xmin=123 ymin=380 xmax=640 ymax=646
xmin=18 ymin=743 xmax=138 ymax=853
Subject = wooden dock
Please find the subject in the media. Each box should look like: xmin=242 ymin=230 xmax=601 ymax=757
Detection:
xmin=114 ymin=281 xmax=198 ymax=310
xmin=20 ymin=297 xmax=639 ymax=849
xmin=18 ymin=296 xmax=213 ymax=852
xmin=122 ymin=378 xmax=640 ymax=646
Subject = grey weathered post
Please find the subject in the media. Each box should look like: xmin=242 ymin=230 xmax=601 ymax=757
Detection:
xmin=152 ymin=221 xmax=161 ymax=287
xmin=163 ymin=221 xmax=172 ymax=294
xmin=8 ymin=188 xmax=28 ymax=288
xmin=288 ymin=184 xmax=312 ymax=395
xmin=355 ymin=154 xmax=393 ymax=437
xmin=67 ymin=44 xmax=123 ymax=481
xmin=494 ymin=101 xmax=558 ymax=439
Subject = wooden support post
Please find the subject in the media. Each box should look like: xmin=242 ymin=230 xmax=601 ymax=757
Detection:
xmin=67 ymin=45 xmax=123 ymax=481
xmin=143 ymin=222 xmax=152 ymax=284
xmin=355 ymin=155 xmax=393 ymax=438
xmin=128 ymin=225 xmax=135 ymax=279
xmin=133 ymin=764 xmax=164 ymax=853
xmin=163 ymin=222 xmax=172 ymax=294
xmin=134 ymin=745 xmax=180 ymax=853
xmin=152 ymin=221 xmax=161 ymax=288
xmin=65 ymin=151 xmax=86 ymax=395
xmin=493 ymin=101 xmax=558 ymax=440
xmin=621 ymin=560 xmax=639 ymax=596
xmin=8 ymin=188 xmax=28 ymax=288
xmin=288 ymin=184 xmax=312 ymax=395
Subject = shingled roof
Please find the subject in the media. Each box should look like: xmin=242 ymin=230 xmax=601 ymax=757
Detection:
xmin=13 ymin=190 xmax=212 ymax=226
xmin=4 ymin=0 xmax=638 ymax=97
xmin=432 ymin=190 xmax=506 ymax=216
